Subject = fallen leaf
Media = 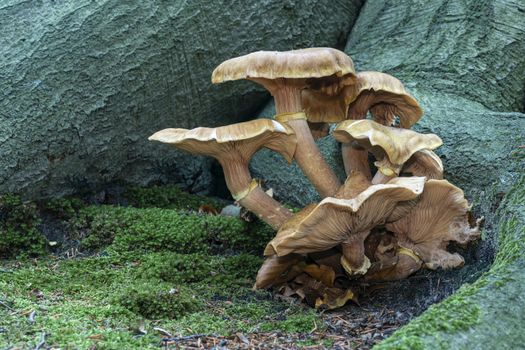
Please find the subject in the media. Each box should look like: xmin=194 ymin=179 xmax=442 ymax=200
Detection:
xmin=88 ymin=334 xmax=104 ymax=340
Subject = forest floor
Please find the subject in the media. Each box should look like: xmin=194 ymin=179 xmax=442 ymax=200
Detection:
xmin=0 ymin=185 xmax=491 ymax=349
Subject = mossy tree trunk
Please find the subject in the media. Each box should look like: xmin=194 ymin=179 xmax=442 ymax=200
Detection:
xmin=0 ymin=0 xmax=363 ymax=198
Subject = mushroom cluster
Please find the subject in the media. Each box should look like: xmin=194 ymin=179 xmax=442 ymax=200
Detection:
xmin=149 ymin=48 xmax=481 ymax=309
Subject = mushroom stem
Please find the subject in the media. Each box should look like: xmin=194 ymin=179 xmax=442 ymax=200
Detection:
xmin=372 ymin=159 xmax=401 ymax=184
xmin=341 ymin=143 xmax=371 ymax=179
xmin=340 ymin=230 xmax=371 ymax=275
xmin=253 ymin=78 xmax=341 ymax=198
xmin=372 ymin=171 xmax=396 ymax=185
xmin=286 ymin=118 xmax=341 ymax=197
xmin=272 ymin=83 xmax=303 ymax=113
xmin=220 ymin=159 xmax=292 ymax=230
xmin=239 ymin=186 xmax=293 ymax=230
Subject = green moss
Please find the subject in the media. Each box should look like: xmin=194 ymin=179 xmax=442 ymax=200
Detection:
xmin=0 ymin=194 xmax=46 ymax=258
xmin=0 ymin=185 xmax=318 ymax=349
xmin=0 ymin=254 xmax=325 ymax=349
xmin=260 ymin=310 xmax=322 ymax=333
xmin=117 ymin=283 xmax=202 ymax=319
xmin=375 ymin=286 xmax=481 ymax=350
xmin=42 ymin=197 xmax=85 ymax=219
xmin=124 ymin=185 xmax=223 ymax=211
xmin=69 ymin=205 xmax=274 ymax=256
xmin=136 ymin=252 xmax=262 ymax=295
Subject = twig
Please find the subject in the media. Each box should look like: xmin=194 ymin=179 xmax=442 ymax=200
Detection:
xmin=0 ymin=300 xmax=15 ymax=312
xmin=154 ymin=327 xmax=173 ymax=338
xmin=34 ymin=332 xmax=46 ymax=350
xmin=28 ymin=310 xmax=36 ymax=323
xmin=162 ymin=334 xmax=207 ymax=343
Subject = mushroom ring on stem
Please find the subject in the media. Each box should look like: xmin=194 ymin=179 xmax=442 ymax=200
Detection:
xmin=264 ymin=176 xmax=426 ymax=276
xmin=149 ymin=119 xmax=296 ymax=230
xmin=333 ymin=119 xmax=442 ymax=184
xmin=212 ymin=48 xmax=357 ymax=198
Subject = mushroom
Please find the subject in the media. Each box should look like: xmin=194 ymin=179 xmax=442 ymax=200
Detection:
xmin=303 ymin=71 xmax=423 ymax=179
xmin=264 ymin=176 xmax=425 ymax=276
xmin=386 ymin=179 xmax=481 ymax=270
xmin=254 ymin=254 xmax=303 ymax=289
xmin=347 ymin=72 xmax=423 ymax=126
xmin=149 ymin=119 xmax=296 ymax=230
xmin=333 ymin=119 xmax=442 ymax=184
xmin=212 ymin=48 xmax=357 ymax=197
xmin=402 ymin=149 xmax=444 ymax=179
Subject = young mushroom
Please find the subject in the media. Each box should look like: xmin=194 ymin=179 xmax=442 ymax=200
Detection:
xmin=333 ymin=119 xmax=442 ymax=184
xmin=149 ymin=119 xmax=296 ymax=230
xmin=386 ymin=179 xmax=481 ymax=271
xmin=212 ymin=48 xmax=357 ymax=197
xmin=264 ymin=176 xmax=425 ymax=277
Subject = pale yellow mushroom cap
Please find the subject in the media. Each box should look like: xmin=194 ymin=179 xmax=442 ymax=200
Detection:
xmin=264 ymin=176 xmax=425 ymax=257
xmin=212 ymin=48 xmax=356 ymax=83
xmin=149 ymin=119 xmax=297 ymax=163
xmin=333 ymin=119 xmax=442 ymax=167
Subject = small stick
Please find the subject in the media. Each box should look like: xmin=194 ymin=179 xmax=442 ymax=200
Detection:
xmin=28 ymin=310 xmax=36 ymax=323
xmin=34 ymin=332 xmax=46 ymax=350
xmin=0 ymin=300 xmax=15 ymax=312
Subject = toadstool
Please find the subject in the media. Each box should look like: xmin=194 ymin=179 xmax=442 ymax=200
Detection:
xmin=333 ymin=119 xmax=442 ymax=184
xmin=303 ymin=71 xmax=423 ymax=179
xmin=212 ymin=48 xmax=357 ymax=197
xmin=264 ymin=176 xmax=425 ymax=276
xmin=149 ymin=119 xmax=296 ymax=230
xmin=386 ymin=179 xmax=481 ymax=271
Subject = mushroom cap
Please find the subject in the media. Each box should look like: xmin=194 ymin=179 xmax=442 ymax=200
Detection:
xmin=386 ymin=179 xmax=481 ymax=270
xmin=348 ymin=72 xmax=423 ymax=128
xmin=254 ymin=254 xmax=303 ymax=289
xmin=333 ymin=119 xmax=442 ymax=166
xmin=264 ymin=176 xmax=425 ymax=256
xmin=301 ymin=88 xmax=349 ymax=123
xmin=302 ymin=71 xmax=422 ymax=126
xmin=403 ymin=149 xmax=444 ymax=179
xmin=212 ymin=48 xmax=356 ymax=83
xmin=149 ymin=119 xmax=297 ymax=163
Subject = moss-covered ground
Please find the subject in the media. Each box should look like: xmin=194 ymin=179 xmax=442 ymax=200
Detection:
xmin=0 ymin=186 xmax=321 ymax=349
xmin=2 ymin=178 xmax=520 ymax=349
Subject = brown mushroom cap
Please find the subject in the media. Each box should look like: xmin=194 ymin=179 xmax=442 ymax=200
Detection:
xmin=264 ymin=176 xmax=425 ymax=256
xmin=348 ymin=71 xmax=423 ymax=127
xmin=403 ymin=149 xmax=444 ymax=179
xmin=302 ymin=71 xmax=422 ymax=126
xmin=212 ymin=48 xmax=355 ymax=83
xmin=302 ymin=89 xmax=349 ymax=123
xmin=333 ymin=119 xmax=442 ymax=168
xmin=386 ymin=179 xmax=481 ymax=270
xmin=212 ymin=48 xmax=352 ymax=199
xmin=149 ymin=119 xmax=297 ymax=163
xmin=254 ymin=254 xmax=303 ymax=289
